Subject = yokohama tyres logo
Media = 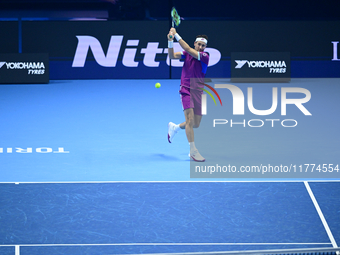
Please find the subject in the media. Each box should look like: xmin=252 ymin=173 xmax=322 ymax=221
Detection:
xmin=0 ymin=61 xmax=46 ymax=75
xmin=234 ymin=59 xmax=287 ymax=73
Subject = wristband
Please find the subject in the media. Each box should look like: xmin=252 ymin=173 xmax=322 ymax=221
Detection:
xmin=168 ymin=40 xmax=173 ymax=48
xmin=174 ymin=33 xmax=182 ymax=41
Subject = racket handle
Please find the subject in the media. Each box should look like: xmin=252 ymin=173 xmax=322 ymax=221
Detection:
xmin=169 ymin=21 xmax=174 ymax=38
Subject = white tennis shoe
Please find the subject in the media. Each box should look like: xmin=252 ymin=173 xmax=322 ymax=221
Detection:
xmin=190 ymin=149 xmax=205 ymax=162
xmin=168 ymin=122 xmax=178 ymax=143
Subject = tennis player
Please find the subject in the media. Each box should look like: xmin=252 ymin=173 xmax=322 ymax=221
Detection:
xmin=167 ymin=27 xmax=209 ymax=162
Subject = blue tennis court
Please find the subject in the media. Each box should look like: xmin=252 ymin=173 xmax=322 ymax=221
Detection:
xmin=0 ymin=79 xmax=340 ymax=255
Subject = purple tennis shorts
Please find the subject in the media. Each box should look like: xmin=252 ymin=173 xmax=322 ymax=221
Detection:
xmin=179 ymin=85 xmax=203 ymax=116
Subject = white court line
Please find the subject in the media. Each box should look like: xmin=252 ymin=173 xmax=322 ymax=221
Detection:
xmin=1 ymin=180 xmax=340 ymax=184
xmin=0 ymin=242 xmax=332 ymax=247
xmin=2 ymin=181 xmax=337 ymax=253
xmin=304 ymin=181 xmax=339 ymax=249
xmin=3 ymin=242 xmax=334 ymax=255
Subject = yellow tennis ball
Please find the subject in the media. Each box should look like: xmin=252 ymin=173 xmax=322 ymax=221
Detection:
xmin=155 ymin=82 xmax=161 ymax=88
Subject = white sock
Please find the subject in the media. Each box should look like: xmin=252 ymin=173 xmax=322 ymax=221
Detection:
xmin=189 ymin=142 xmax=197 ymax=152
xmin=174 ymin=124 xmax=180 ymax=132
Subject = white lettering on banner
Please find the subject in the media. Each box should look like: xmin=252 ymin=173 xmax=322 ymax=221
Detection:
xmin=3 ymin=62 xmax=45 ymax=69
xmin=205 ymin=84 xmax=311 ymax=116
xmin=332 ymin=41 xmax=339 ymax=61
xmin=246 ymin=61 xmax=286 ymax=68
xmin=73 ymin=35 xmax=123 ymax=67
xmin=235 ymin=60 xmax=287 ymax=73
xmin=0 ymin=147 xmax=70 ymax=154
xmin=72 ymin=36 xmax=221 ymax=68
xmin=28 ymin=70 xmax=45 ymax=75
xmin=235 ymin=60 xmax=247 ymax=68
xmin=0 ymin=61 xmax=46 ymax=75
xmin=270 ymin=68 xmax=286 ymax=73
xmin=122 ymin=40 xmax=139 ymax=67
xmin=140 ymin=42 xmax=163 ymax=67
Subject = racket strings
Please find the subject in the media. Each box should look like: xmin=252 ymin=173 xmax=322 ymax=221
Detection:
xmin=171 ymin=8 xmax=181 ymax=27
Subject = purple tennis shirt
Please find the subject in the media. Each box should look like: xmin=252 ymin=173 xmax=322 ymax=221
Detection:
xmin=180 ymin=51 xmax=209 ymax=90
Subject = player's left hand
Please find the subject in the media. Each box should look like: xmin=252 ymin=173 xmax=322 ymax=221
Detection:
xmin=170 ymin=27 xmax=177 ymax=35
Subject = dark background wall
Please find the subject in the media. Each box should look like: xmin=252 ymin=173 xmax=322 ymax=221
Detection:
xmin=0 ymin=0 xmax=339 ymax=80
xmin=0 ymin=0 xmax=339 ymax=20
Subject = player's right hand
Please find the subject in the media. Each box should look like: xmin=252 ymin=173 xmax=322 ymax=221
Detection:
xmin=167 ymin=32 xmax=174 ymax=41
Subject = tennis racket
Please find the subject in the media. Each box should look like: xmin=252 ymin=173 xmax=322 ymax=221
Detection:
xmin=169 ymin=7 xmax=181 ymax=39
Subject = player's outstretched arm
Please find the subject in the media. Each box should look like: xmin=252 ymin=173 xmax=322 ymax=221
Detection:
xmin=170 ymin=28 xmax=199 ymax=60
xmin=168 ymin=29 xmax=181 ymax=59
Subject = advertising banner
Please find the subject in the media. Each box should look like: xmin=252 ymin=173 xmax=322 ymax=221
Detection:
xmin=231 ymin=52 xmax=290 ymax=82
xmin=22 ymin=21 xmax=171 ymax=79
xmin=18 ymin=20 xmax=340 ymax=79
xmin=0 ymin=53 xmax=49 ymax=84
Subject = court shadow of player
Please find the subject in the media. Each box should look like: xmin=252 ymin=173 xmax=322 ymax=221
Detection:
xmin=151 ymin=153 xmax=182 ymax=161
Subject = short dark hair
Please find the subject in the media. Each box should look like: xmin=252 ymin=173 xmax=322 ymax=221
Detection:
xmin=196 ymin=35 xmax=208 ymax=41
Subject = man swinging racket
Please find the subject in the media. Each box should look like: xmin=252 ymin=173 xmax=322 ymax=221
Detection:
xmin=167 ymin=27 xmax=209 ymax=162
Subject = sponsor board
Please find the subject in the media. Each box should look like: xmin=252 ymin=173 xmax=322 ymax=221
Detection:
xmin=0 ymin=53 xmax=49 ymax=84
xmin=72 ymin=35 xmax=221 ymax=68
xmin=19 ymin=21 xmax=340 ymax=79
xmin=231 ymin=52 xmax=291 ymax=82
